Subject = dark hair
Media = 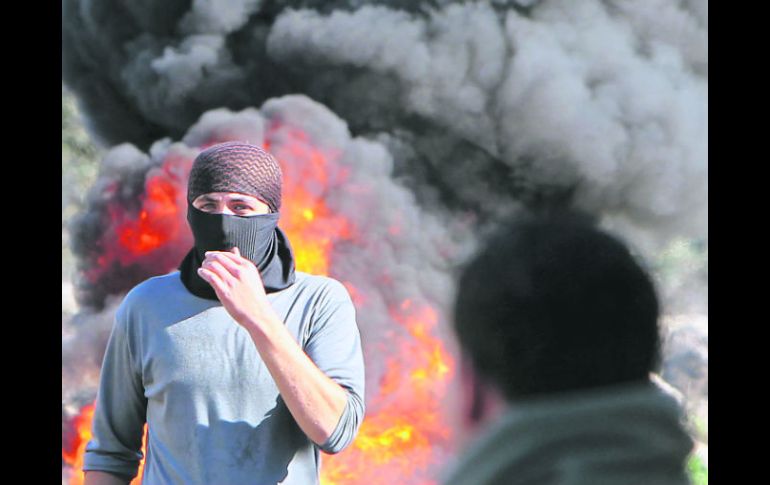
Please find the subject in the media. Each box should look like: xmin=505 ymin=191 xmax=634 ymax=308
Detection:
xmin=453 ymin=213 xmax=660 ymax=401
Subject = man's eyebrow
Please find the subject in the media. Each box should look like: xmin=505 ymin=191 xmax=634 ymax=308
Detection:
xmin=199 ymin=194 xmax=222 ymax=202
xmin=228 ymin=196 xmax=257 ymax=204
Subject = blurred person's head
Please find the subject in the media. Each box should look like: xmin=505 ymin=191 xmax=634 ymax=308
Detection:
xmin=452 ymin=212 xmax=660 ymax=428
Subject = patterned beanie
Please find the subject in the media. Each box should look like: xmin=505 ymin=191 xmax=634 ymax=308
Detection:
xmin=187 ymin=141 xmax=283 ymax=212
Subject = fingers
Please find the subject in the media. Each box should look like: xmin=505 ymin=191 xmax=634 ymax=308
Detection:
xmin=199 ymin=258 xmax=231 ymax=284
xmin=207 ymin=249 xmax=262 ymax=279
xmin=201 ymin=250 xmax=264 ymax=291
xmin=206 ymin=249 xmax=250 ymax=267
xmin=200 ymin=248 xmax=265 ymax=294
xmin=204 ymin=251 xmax=244 ymax=279
xmin=197 ymin=266 xmax=228 ymax=297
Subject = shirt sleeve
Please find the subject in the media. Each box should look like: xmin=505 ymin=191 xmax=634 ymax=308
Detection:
xmin=83 ymin=299 xmax=148 ymax=479
xmin=303 ymin=278 xmax=366 ymax=455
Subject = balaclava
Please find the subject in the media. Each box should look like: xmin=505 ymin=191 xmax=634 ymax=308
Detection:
xmin=178 ymin=141 xmax=296 ymax=300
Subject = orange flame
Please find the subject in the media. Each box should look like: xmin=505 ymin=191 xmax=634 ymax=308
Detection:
xmin=117 ymin=176 xmax=179 ymax=255
xmin=320 ymin=301 xmax=454 ymax=485
xmin=84 ymin=153 xmax=191 ymax=286
xmin=267 ymin=123 xmax=352 ymax=276
xmin=67 ymin=123 xmax=455 ymax=484
xmin=62 ymin=403 xmax=148 ymax=485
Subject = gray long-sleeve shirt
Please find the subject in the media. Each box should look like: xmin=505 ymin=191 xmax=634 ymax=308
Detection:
xmin=83 ymin=271 xmax=366 ymax=484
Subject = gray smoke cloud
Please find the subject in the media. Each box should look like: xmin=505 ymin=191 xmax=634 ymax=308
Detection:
xmin=63 ymin=0 xmax=707 ymax=246
xmin=63 ymin=296 xmax=122 ymax=409
xmin=268 ymin=0 xmax=708 ymax=243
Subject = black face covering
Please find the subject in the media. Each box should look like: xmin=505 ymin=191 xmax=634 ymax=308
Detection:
xmin=178 ymin=203 xmax=296 ymax=300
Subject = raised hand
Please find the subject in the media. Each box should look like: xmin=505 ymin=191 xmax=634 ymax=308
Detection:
xmin=197 ymin=247 xmax=276 ymax=330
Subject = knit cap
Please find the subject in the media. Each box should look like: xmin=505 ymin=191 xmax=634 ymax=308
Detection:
xmin=187 ymin=141 xmax=283 ymax=212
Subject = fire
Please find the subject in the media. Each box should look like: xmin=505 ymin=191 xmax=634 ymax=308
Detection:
xmin=281 ymin=183 xmax=349 ymax=275
xmin=61 ymin=403 xmax=94 ymax=471
xmin=83 ymin=153 xmax=192 ymax=293
xmin=319 ymin=301 xmax=454 ymax=485
xmin=65 ymin=121 xmax=455 ymax=484
xmin=117 ymin=177 xmax=179 ymax=254
xmin=62 ymin=403 xmax=148 ymax=485
xmin=267 ymin=122 xmax=352 ymax=277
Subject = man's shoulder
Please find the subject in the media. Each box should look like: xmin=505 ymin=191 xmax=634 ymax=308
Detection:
xmin=293 ymin=272 xmax=351 ymax=303
xmin=121 ymin=271 xmax=184 ymax=307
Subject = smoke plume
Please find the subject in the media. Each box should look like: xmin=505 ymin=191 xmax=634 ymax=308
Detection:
xmin=63 ymin=0 xmax=708 ymax=244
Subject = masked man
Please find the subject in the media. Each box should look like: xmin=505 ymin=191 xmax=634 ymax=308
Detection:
xmin=83 ymin=142 xmax=365 ymax=485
